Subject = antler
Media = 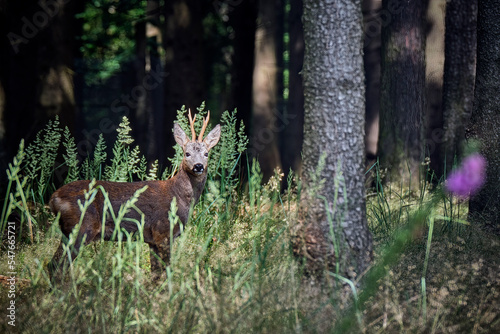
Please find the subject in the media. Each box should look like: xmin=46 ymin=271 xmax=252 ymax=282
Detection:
xmin=198 ymin=110 xmax=210 ymax=142
xmin=188 ymin=109 xmax=197 ymax=142
xmin=188 ymin=109 xmax=210 ymax=142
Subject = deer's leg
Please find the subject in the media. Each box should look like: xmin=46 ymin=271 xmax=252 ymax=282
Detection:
xmin=48 ymin=238 xmax=66 ymax=280
xmin=49 ymin=213 xmax=100 ymax=281
xmin=149 ymin=243 xmax=171 ymax=281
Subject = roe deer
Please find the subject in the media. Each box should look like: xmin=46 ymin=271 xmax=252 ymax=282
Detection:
xmin=48 ymin=110 xmax=221 ymax=280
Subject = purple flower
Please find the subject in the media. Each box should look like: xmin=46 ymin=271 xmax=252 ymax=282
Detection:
xmin=445 ymin=154 xmax=487 ymax=198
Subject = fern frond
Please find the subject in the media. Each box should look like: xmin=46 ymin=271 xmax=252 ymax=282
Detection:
xmin=63 ymin=127 xmax=79 ymax=184
xmin=116 ymin=116 xmax=134 ymax=146
xmin=146 ymin=159 xmax=159 ymax=181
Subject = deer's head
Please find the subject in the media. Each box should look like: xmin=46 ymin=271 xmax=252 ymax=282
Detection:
xmin=174 ymin=110 xmax=221 ymax=176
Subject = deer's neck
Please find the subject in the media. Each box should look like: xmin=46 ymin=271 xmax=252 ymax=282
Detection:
xmin=174 ymin=167 xmax=207 ymax=205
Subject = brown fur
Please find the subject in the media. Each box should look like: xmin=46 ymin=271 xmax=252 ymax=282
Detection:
xmin=48 ymin=121 xmax=221 ymax=281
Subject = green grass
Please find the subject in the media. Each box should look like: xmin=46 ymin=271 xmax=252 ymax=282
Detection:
xmin=1 ymin=110 xmax=499 ymax=333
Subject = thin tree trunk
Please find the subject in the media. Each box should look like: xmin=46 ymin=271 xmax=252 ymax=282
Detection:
xmin=162 ymin=0 xmax=206 ymax=160
xmin=295 ymin=0 xmax=372 ymax=278
xmin=441 ymin=0 xmax=477 ymax=175
xmin=468 ymin=0 xmax=500 ymax=234
xmin=251 ymin=0 xmax=282 ymax=181
xmin=362 ymin=0 xmax=382 ymax=168
xmin=131 ymin=17 xmax=148 ymax=156
xmin=379 ymin=0 xmax=427 ymax=185
xmin=228 ymin=0 xmax=258 ymax=139
xmin=425 ymin=0 xmax=445 ymax=179
xmin=147 ymin=0 xmax=165 ymax=164
xmin=0 ymin=0 xmax=80 ymax=171
xmin=280 ymin=0 xmax=304 ymax=180
xmin=130 ymin=0 xmax=163 ymax=163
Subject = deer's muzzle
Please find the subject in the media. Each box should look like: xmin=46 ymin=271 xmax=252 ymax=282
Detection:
xmin=193 ymin=163 xmax=204 ymax=175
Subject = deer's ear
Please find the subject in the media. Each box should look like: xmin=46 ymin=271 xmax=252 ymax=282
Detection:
xmin=173 ymin=123 xmax=189 ymax=147
xmin=203 ymin=124 xmax=221 ymax=151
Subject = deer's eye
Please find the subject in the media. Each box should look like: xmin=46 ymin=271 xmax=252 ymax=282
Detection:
xmin=186 ymin=152 xmax=191 ymax=157
xmin=204 ymin=153 xmax=208 ymax=157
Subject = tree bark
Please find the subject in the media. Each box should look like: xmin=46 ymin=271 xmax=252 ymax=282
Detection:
xmin=280 ymin=0 xmax=304 ymax=181
xmin=250 ymin=0 xmax=283 ymax=181
xmin=425 ymin=0 xmax=445 ymax=179
xmin=162 ymin=0 xmax=206 ymax=160
xmin=0 ymin=0 xmax=80 ymax=172
xmin=441 ymin=0 xmax=477 ymax=176
xmin=362 ymin=0 xmax=382 ymax=168
xmin=130 ymin=17 xmax=148 ymax=157
xmin=468 ymin=0 xmax=500 ymax=234
xmin=130 ymin=0 xmax=164 ymax=163
xmin=228 ymin=0 xmax=258 ymax=140
xmin=379 ymin=0 xmax=427 ymax=185
xmin=295 ymin=0 xmax=372 ymax=279
xmin=147 ymin=0 xmax=165 ymax=164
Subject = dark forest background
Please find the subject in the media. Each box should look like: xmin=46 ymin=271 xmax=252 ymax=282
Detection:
xmin=0 ymin=0 xmax=449 ymax=183
xmin=1 ymin=0 xmax=499 ymax=231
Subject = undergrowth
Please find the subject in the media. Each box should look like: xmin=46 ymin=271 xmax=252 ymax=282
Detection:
xmin=0 ymin=105 xmax=498 ymax=333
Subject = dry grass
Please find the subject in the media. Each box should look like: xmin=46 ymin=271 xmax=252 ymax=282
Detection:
xmin=365 ymin=225 xmax=500 ymax=333
xmin=1 ymin=176 xmax=499 ymax=333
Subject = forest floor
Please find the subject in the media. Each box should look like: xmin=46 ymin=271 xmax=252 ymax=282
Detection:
xmin=0 ymin=182 xmax=499 ymax=333
xmin=364 ymin=223 xmax=500 ymax=333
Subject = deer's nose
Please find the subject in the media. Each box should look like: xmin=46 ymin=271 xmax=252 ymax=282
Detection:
xmin=193 ymin=164 xmax=204 ymax=174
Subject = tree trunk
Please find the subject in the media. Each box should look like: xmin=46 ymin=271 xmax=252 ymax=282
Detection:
xmin=0 ymin=0 xmax=80 ymax=172
xmin=280 ymin=0 xmax=304 ymax=181
xmin=425 ymin=0 xmax=445 ymax=179
xmin=362 ymin=0 xmax=382 ymax=168
xmin=162 ymin=0 xmax=206 ymax=160
xmin=294 ymin=0 xmax=372 ymax=279
xmin=468 ymin=0 xmax=500 ymax=234
xmin=441 ymin=0 xmax=477 ymax=175
xmin=379 ymin=0 xmax=427 ymax=185
xmin=147 ymin=0 xmax=165 ymax=164
xmin=228 ymin=0 xmax=258 ymax=139
xmin=130 ymin=0 xmax=164 ymax=163
xmin=131 ymin=17 xmax=148 ymax=157
xmin=250 ymin=0 xmax=283 ymax=181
